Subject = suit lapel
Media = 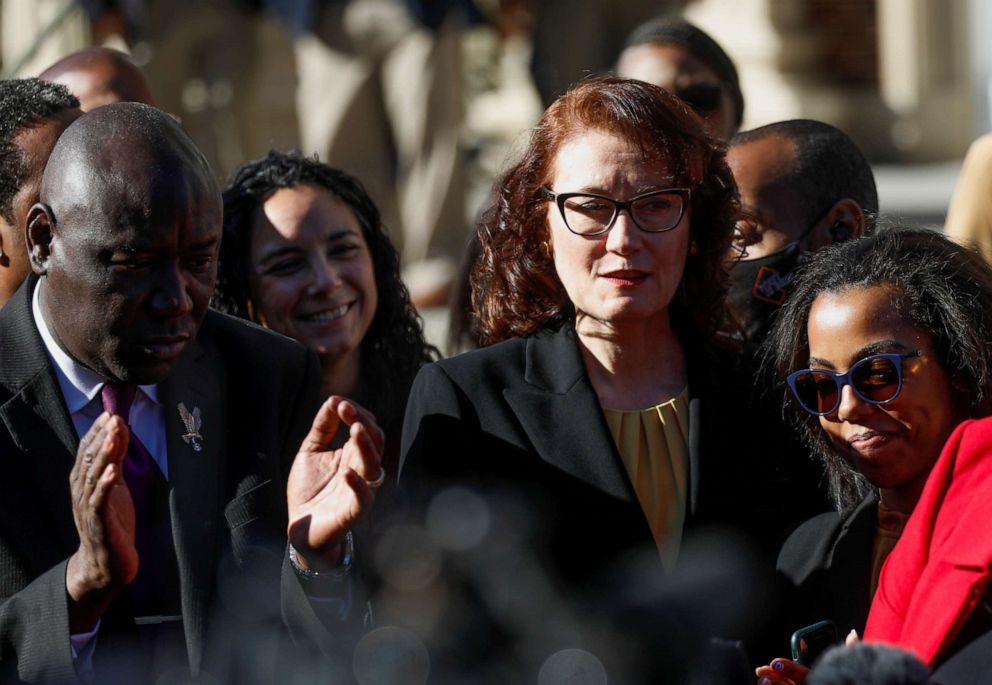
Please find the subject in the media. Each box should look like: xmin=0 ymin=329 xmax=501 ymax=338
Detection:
xmin=159 ymin=338 xmax=227 ymax=674
xmin=0 ymin=277 xmax=80 ymax=554
xmin=503 ymin=329 xmax=637 ymax=504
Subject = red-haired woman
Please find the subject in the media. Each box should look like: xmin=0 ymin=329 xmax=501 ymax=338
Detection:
xmin=396 ymin=77 xmax=796 ymax=681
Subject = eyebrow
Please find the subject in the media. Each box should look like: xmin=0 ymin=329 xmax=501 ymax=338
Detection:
xmin=257 ymin=229 xmax=357 ymax=265
xmin=572 ymin=183 xmax=681 ymax=197
xmin=807 ymin=339 xmax=908 ymax=369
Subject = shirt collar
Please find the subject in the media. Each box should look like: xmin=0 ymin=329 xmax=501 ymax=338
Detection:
xmin=32 ymin=281 xmax=159 ymax=414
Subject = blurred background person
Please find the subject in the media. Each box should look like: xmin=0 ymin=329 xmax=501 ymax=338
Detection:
xmin=764 ymin=230 xmax=992 ymax=670
xmin=944 ymin=133 xmax=992 ymax=266
xmin=617 ymin=15 xmax=743 ymax=141
xmin=213 ymin=150 xmax=436 ymax=475
xmin=0 ymin=77 xmax=81 ymax=309
xmin=39 ymin=46 xmax=155 ymax=109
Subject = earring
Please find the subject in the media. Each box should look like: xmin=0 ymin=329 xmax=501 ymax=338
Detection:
xmin=689 ymin=240 xmax=699 ymax=256
xmin=540 ymin=241 xmax=552 ymax=259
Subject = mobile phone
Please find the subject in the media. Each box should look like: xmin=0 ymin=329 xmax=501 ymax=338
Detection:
xmin=790 ymin=620 xmax=838 ymax=667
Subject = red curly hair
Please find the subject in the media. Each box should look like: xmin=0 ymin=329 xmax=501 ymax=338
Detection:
xmin=472 ymin=76 xmax=738 ymax=347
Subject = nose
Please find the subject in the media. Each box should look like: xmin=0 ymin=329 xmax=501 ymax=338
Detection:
xmin=306 ymin=255 xmax=341 ymax=296
xmin=834 ymin=383 xmax=871 ymax=422
xmin=150 ymin=262 xmax=193 ymax=318
xmin=604 ymin=209 xmax=641 ymax=254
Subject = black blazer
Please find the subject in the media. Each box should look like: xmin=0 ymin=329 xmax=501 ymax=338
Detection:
xmin=0 ymin=276 xmax=330 ymax=684
xmin=774 ymin=493 xmax=877 ymax=656
xmin=398 ymin=326 xmax=810 ymax=681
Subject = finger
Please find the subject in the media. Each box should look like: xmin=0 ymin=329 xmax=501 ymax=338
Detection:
xmin=299 ymin=398 xmax=342 ymax=454
xmin=72 ymin=413 xmax=110 ymax=483
xmin=88 ymin=462 xmax=120 ymax=511
xmin=345 ymin=421 xmax=383 ymax=482
xmin=81 ymin=420 xmax=127 ymax=501
xmin=754 ymin=668 xmax=798 ymax=685
xmin=769 ymin=659 xmax=809 ymax=681
xmin=345 ymin=468 xmax=377 ymax=514
xmin=336 ymin=398 xmax=385 ymax=453
xmin=846 ymin=629 xmax=859 ymax=646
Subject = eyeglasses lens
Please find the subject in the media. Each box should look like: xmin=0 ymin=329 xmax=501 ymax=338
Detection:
xmin=850 ymin=356 xmax=901 ymax=401
xmin=561 ymin=193 xmax=684 ymax=234
xmin=793 ymin=371 xmax=839 ymax=415
xmin=792 ymin=356 xmax=902 ymax=415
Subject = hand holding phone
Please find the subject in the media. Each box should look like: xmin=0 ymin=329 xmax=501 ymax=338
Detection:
xmin=790 ymin=620 xmax=839 ymax=667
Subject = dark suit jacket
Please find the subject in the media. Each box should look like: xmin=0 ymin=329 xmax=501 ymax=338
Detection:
xmin=397 ymin=326 xmax=806 ymax=682
xmin=774 ymin=493 xmax=877 ymax=656
xmin=0 ymin=276 xmax=325 ymax=684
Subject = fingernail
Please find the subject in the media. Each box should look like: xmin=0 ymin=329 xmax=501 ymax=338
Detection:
xmin=772 ymin=661 xmax=785 ymax=671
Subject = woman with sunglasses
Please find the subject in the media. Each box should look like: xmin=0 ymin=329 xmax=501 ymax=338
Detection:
xmin=756 ymin=229 xmax=992 ymax=684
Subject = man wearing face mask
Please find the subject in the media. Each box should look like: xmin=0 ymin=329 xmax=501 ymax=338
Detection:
xmin=724 ymin=119 xmax=878 ymax=352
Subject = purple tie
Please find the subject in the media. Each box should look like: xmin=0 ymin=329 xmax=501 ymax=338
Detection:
xmin=100 ymin=383 xmax=156 ymax=513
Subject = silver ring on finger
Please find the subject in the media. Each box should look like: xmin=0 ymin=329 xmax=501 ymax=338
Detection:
xmin=364 ymin=466 xmax=386 ymax=489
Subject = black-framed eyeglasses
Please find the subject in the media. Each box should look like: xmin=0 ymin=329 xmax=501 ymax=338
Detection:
xmin=541 ymin=187 xmax=691 ymax=236
xmin=787 ymin=351 xmax=922 ymax=417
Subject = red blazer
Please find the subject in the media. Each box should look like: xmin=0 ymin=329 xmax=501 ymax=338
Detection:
xmin=864 ymin=417 xmax=992 ymax=665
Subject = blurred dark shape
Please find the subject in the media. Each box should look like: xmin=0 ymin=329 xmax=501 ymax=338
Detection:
xmin=39 ymin=46 xmax=156 ymax=110
xmin=808 ymin=643 xmax=930 ymax=685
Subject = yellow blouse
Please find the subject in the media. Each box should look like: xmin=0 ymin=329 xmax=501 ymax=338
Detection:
xmin=603 ymin=387 xmax=690 ymax=572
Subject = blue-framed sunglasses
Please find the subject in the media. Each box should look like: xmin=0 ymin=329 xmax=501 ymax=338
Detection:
xmin=787 ymin=351 xmax=921 ymax=416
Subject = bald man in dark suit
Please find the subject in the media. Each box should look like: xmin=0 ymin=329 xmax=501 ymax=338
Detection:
xmin=0 ymin=103 xmax=382 ymax=683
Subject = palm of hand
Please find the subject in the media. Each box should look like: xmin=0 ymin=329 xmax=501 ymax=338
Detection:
xmin=287 ymin=444 xmax=368 ymax=554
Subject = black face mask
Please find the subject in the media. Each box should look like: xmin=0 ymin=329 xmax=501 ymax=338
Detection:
xmin=725 ymin=240 xmax=808 ymax=343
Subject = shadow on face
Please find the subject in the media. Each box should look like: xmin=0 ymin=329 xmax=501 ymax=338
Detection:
xmin=28 ymin=103 xmax=221 ymax=385
xmin=246 ymin=182 xmax=378 ymax=370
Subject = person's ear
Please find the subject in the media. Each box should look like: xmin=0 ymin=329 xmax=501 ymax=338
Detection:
xmin=26 ymin=202 xmax=55 ymax=275
xmin=807 ymin=198 xmax=864 ymax=251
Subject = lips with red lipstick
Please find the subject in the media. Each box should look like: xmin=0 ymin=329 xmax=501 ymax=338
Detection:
xmin=599 ymin=269 xmax=650 ymax=287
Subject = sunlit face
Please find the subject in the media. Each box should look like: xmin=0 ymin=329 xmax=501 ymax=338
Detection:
xmin=726 ymin=134 xmax=807 ymax=260
xmin=806 ymin=285 xmax=960 ymax=499
xmin=39 ymin=154 xmax=221 ymax=385
xmin=546 ymin=130 xmax=691 ymax=328
xmin=617 ymin=42 xmax=737 ymax=141
xmin=0 ymin=108 xmax=81 ymax=307
xmin=248 ymin=183 xmax=377 ymax=369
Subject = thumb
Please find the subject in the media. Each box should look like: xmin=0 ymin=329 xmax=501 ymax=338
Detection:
xmin=299 ymin=397 xmax=342 ymax=454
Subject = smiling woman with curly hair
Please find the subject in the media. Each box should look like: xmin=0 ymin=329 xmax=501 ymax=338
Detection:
xmin=213 ymin=150 xmax=436 ymax=472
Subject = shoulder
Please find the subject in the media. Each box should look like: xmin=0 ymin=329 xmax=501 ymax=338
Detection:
xmin=778 ymin=495 xmax=875 ymax=580
xmin=197 ymin=309 xmax=312 ymax=368
xmin=194 ymin=310 xmax=319 ymax=405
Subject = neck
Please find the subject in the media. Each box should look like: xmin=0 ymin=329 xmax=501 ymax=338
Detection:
xmin=878 ymin=481 xmax=925 ymax=516
xmin=575 ymin=312 xmax=686 ymax=410
xmin=319 ymin=349 xmax=361 ymax=400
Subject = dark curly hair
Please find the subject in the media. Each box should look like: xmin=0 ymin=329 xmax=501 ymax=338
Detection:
xmin=0 ymin=78 xmax=78 ymax=223
xmin=473 ymin=76 xmax=738 ymax=347
xmin=213 ymin=150 xmax=437 ymax=450
xmin=768 ymin=228 xmax=992 ymax=510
